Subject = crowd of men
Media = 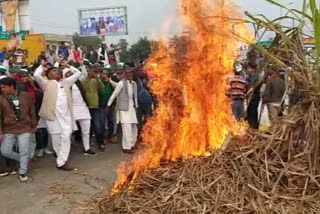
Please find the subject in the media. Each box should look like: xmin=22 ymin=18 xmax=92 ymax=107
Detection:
xmin=227 ymin=61 xmax=299 ymax=130
xmin=0 ymin=42 xmax=153 ymax=182
xmin=0 ymin=40 xmax=300 ymax=183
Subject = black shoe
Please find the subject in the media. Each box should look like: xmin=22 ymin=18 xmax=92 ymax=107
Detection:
xmin=0 ymin=171 xmax=9 ymax=177
xmin=122 ymin=149 xmax=133 ymax=154
xmin=57 ymin=163 xmax=76 ymax=171
xmin=99 ymin=145 xmax=105 ymax=152
xmin=84 ymin=149 xmax=97 ymax=156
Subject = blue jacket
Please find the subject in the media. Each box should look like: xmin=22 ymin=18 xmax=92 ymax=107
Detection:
xmin=58 ymin=47 xmax=69 ymax=59
xmin=137 ymin=79 xmax=152 ymax=106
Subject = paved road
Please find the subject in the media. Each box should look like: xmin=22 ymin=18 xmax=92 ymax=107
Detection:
xmin=0 ymin=142 xmax=128 ymax=214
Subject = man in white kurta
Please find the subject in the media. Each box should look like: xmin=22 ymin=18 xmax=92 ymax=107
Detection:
xmin=107 ymin=70 xmax=138 ymax=153
xmin=34 ymin=61 xmax=81 ymax=170
xmin=63 ymin=64 xmax=96 ymax=156
xmin=47 ymin=81 xmax=73 ymax=166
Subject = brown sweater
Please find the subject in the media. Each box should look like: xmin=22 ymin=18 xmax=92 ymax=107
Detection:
xmin=0 ymin=91 xmax=37 ymax=135
xmin=264 ymin=76 xmax=286 ymax=103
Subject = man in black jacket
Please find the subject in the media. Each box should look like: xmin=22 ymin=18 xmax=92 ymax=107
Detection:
xmin=246 ymin=63 xmax=261 ymax=129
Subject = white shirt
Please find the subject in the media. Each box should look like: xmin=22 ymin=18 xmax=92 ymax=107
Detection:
xmin=46 ymin=81 xmax=73 ymax=134
xmin=108 ymin=80 xmax=138 ymax=124
xmin=71 ymin=84 xmax=91 ymax=120
xmin=2 ymin=60 xmax=10 ymax=77
xmin=34 ymin=65 xmax=82 ymax=134
xmin=72 ymin=84 xmax=86 ymax=106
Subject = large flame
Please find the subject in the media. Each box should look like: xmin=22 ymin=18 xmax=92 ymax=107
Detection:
xmin=113 ymin=0 xmax=253 ymax=194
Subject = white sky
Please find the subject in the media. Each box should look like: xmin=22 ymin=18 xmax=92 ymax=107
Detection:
xmin=30 ymin=0 xmax=303 ymax=43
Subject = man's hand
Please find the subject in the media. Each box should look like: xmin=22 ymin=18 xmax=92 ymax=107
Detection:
xmin=26 ymin=76 xmax=34 ymax=83
xmin=94 ymin=72 xmax=99 ymax=80
xmin=41 ymin=59 xmax=47 ymax=67
xmin=262 ymin=98 xmax=267 ymax=104
xmin=56 ymin=55 xmax=64 ymax=63
xmin=61 ymin=61 xmax=70 ymax=68
xmin=79 ymin=59 xmax=84 ymax=66
xmin=105 ymin=106 xmax=110 ymax=115
xmin=0 ymin=135 xmax=3 ymax=144
xmin=105 ymin=76 xmax=110 ymax=82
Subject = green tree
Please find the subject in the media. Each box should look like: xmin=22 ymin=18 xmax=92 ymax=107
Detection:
xmin=118 ymin=39 xmax=129 ymax=51
xmin=118 ymin=39 xmax=130 ymax=63
xmin=72 ymin=32 xmax=102 ymax=48
xmin=119 ymin=37 xmax=152 ymax=64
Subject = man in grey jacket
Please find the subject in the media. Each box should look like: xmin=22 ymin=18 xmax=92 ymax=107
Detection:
xmin=106 ymin=67 xmax=138 ymax=154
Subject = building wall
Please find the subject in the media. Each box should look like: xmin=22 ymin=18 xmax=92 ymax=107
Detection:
xmin=0 ymin=34 xmax=45 ymax=64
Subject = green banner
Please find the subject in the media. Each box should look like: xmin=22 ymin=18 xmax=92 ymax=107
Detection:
xmin=0 ymin=29 xmax=27 ymax=40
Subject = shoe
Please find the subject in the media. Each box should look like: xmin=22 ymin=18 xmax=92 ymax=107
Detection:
xmin=57 ymin=163 xmax=77 ymax=171
xmin=84 ymin=149 xmax=97 ymax=156
xmin=122 ymin=149 xmax=133 ymax=154
xmin=10 ymin=162 xmax=18 ymax=175
xmin=19 ymin=174 xmax=28 ymax=182
xmin=108 ymin=137 xmax=117 ymax=144
xmin=99 ymin=145 xmax=105 ymax=152
xmin=0 ymin=171 xmax=9 ymax=177
xmin=44 ymin=148 xmax=54 ymax=155
xmin=29 ymin=158 xmax=36 ymax=162
xmin=36 ymin=149 xmax=44 ymax=158
xmin=10 ymin=168 xmax=18 ymax=175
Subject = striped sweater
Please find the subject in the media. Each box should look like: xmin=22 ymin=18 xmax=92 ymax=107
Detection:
xmin=227 ymin=75 xmax=247 ymax=100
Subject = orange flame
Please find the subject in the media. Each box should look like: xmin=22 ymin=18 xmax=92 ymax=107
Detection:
xmin=112 ymin=0 xmax=253 ymax=194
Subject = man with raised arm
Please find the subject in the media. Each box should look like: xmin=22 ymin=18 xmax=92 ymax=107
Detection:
xmin=34 ymin=59 xmax=81 ymax=171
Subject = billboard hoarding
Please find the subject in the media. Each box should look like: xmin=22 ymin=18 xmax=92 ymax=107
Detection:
xmin=79 ymin=6 xmax=128 ymax=37
xmin=1 ymin=0 xmax=19 ymax=32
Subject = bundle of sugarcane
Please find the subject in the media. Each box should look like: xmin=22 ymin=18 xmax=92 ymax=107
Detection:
xmin=97 ymin=109 xmax=320 ymax=213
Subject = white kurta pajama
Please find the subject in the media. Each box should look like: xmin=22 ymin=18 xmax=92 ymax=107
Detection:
xmin=63 ymin=66 xmax=92 ymax=152
xmin=71 ymin=84 xmax=91 ymax=151
xmin=34 ymin=65 xmax=81 ymax=167
xmin=47 ymin=82 xmax=73 ymax=167
xmin=108 ymin=80 xmax=138 ymax=150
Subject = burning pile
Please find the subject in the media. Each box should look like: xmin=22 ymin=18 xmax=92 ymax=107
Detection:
xmin=86 ymin=0 xmax=320 ymax=213
xmin=113 ymin=0 xmax=252 ymax=194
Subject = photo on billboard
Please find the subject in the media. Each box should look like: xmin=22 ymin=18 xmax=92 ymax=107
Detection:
xmin=79 ymin=6 xmax=128 ymax=36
